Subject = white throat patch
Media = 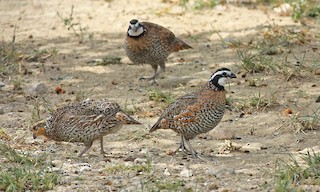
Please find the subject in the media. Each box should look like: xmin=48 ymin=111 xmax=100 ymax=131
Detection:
xmin=128 ymin=25 xmax=144 ymax=37
xmin=217 ymin=77 xmax=228 ymax=86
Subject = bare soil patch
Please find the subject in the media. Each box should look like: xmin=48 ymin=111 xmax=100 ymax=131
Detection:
xmin=0 ymin=0 xmax=319 ymax=191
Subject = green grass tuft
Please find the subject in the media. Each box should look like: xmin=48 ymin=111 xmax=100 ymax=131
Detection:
xmin=147 ymin=88 xmax=175 ymax=104
xmin=275 ymin=151 xmax=320 ymax=191
xmin=281 ymin=108 xmax=320 ymax=133
xmin=57 ymin=5 xmax=94 ymax=44
xmin=0 ymin=143 xmax=59 ymax=191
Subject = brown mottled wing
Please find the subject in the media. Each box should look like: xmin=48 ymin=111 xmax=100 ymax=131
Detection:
xmin=149 ymin=92 xmax=199 ymax=132
xmin=49 ymin=100 xmax=120 ymax=131
xmin=142 ymin=22 xmax=191 ymax=52
xmin=141 ymin=21 xmax=176 ymax=48
xmin=79 ymin=99 xmax=121 ymax=118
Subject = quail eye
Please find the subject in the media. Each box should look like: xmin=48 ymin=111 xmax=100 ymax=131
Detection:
xmin=222 ymin=72 xmax=227 ymax=76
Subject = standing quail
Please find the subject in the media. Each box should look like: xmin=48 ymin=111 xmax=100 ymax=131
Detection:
xmin=149 ymin=68 xmax=236 ymax=158
xmin=32 ymin=99 xmax=141 ymax=157
xmin=124 ymin=19 xmax=192 ymax=85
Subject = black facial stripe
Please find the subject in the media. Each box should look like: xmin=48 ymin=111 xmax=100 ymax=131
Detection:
xmin=210 ymin=74 xmax=224 ymax=91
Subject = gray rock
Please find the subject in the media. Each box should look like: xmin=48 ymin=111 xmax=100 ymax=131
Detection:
xmin=205 ymin=166 xmax=235 ymax=178
xmin=28 ymin=82 xmax=48 ymax=96
xmin=52 ymin=159 xmax=64 ymax=168
xmin=210 ymin=128 xmax=235 ymax=140
xmin=0 ymin=81 xmax=5 ymax=89
xmin=134 ymin=158 xmax=148 ymax=164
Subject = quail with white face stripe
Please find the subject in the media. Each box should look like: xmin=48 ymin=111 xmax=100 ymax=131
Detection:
xmin=149 ymin=68 xmax=236 ymax=158
xmin=124 ymin=19 xmax=192 ymax=85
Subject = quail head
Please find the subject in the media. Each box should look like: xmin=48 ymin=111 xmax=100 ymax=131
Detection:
xmin=124 ymin=19 xmax=192 ymax=85
xmin=32 ymin=99 xmax=141 ymax=157
xmin=149 ymin=68 xmax=236 ymax=158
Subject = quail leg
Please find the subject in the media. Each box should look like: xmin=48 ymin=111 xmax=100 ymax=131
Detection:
xmin=184 ymin=138 xmax=201 ymax=159
xmin=99 ymin=136 xmax=106 ymax=155
xmin=78 ymin=141 xmax=93 ymax=157
xmin=140 ymin=63 xmax=165 ymax=85
xmin=175 ymin=135 xmax=190 ymax=154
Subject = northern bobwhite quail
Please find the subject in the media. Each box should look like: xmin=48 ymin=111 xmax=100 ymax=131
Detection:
xmin=124 ymin=19 xmax=192 ymax=85
xmin=149 ymin=68 xmax=236 ymax=158
xmin=32 ymin=99 xmax=141 ymax=157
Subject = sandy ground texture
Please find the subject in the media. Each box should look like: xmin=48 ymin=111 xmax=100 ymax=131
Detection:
xmin=0 ymin=0 xmax=320 ymax=191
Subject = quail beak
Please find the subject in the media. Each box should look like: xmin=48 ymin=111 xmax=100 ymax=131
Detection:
xmin=230 ymin=73 xmax=237 ymax=78
xmin=33 ymin=132 xmax=37 ymax=139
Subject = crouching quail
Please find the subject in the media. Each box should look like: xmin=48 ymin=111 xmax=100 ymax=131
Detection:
xmin=32 ymin=99 xmax=141 ymax=157
xmin=149 ymin=68 xmax=236 ymax=158
xmin=124 ymin=19 xmax=192 ymax=85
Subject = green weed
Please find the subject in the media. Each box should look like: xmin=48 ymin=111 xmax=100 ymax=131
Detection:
xmin=176 ymin=0 xmax=218 ymax=10
xmin=105 ymin=157 xmax=152 ymax=174
xmin=124 ymin=130 xmax=151 ymax=142
xmin=122 ymin=99 xmax=139 ymax=115
xmin=12 ymin=78 xmax=23 ymax=91
xmin=147 ymin=88 xmax=174 ymax=104
xmin=249 ymin=93 xmax=277 ymax=109
xmin=74 ymin=88 xmax=95 ymax=102
xmin=57 ymin=5 xmax=94 ymax=44
xmin=284 ymin=109 xmax=320 ymax=133
xmin=0 ymin=26 xmax=20 ymax=76
xmin=0 ymin=143 xmax=59 ymax=191
xmin=236 ymin=48 xmax=271 ymax=73
xmin=228 ymin=93 xmax=279 ymax=112
xmin=288 ymin=0 xmax=320 ymax=20
xmin=141 ymin=179 xmax=186 ymax=191
xmin=236 ymin=23 xmax=311 ymax=78
xmin=275 ymin=151 xmax=320 ymax=191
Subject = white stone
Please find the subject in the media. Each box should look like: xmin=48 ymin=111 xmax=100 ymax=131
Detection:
xmin=79 ymin=166 xmax=92 ymax=172
xmin=51 ymin=159 xmax=64 ymax=168
xmin=180 ymin=167 xmax=193 ymax=178
xmin=164 ymin=168 xmax=171 ymax=176
xmin=134 ymin=158 xmax=148 ymax=164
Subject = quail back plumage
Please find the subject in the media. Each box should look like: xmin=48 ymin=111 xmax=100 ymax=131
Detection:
xmin=32 ymin=99 xmax=141 ymax=157
xmin=149 ymin=68 xmax=236 ymax=158
xmin=124 ymin=19 xmax=192 ymax=85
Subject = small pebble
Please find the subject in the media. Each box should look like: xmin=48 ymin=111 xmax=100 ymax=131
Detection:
xmin=180 ymin=167 xmax=193 ymax=178
xmin=134 ymin=158 xmax=147 ymax=164
xmin=28 ymin=82 xmax=48 ymax=96
xmin=164 ymin=168 xmax=171 ymax=176
xmin=0 ymin=81 xmax=5 ymax=89
xmin=52 ymin=159 xmax=63 ymax=168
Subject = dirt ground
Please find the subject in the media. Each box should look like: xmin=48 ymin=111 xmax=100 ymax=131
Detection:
xmin=0 ymin=0 xmax=320 ymax=191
